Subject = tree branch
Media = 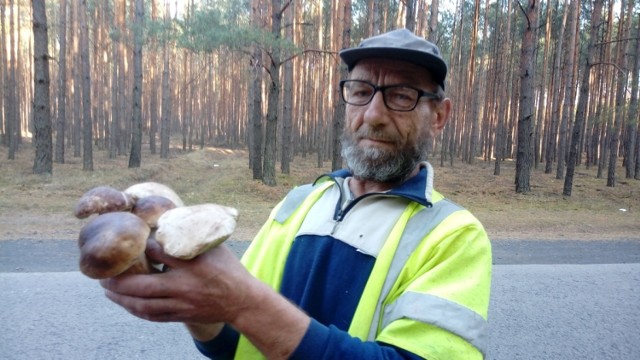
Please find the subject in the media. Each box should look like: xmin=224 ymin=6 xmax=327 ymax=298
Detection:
xmin=280 ymin=49 xmax=337 ymax=65
xmin=516 ymin=1 xmax=532 ymax=30
xmin=596 ymin=36 xmax=640 ymax=46
xmin=590 ymin=61 xmax=626 ymax=74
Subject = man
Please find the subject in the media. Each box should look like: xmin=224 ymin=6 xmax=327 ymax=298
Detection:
xmin=101 ymin=28 xmax=492 ymax=360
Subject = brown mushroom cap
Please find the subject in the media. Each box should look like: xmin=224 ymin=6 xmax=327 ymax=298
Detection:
xmin=78 ymin=212 xmax=151 ymax=279
xmin=74 ymin=186 xmax=135 ymax=219
xmin=124 ymin=182 xmax=185 ymax=207
xmin=155 ymin=204 xmax=238 ymax=259
xmin=132 ymin=195 xmax=177 ymax=228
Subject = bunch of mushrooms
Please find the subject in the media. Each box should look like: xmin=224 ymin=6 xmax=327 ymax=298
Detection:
xmin=74 ymin=182 xmax=238 ymax=279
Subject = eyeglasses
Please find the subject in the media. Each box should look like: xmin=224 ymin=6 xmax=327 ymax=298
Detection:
xmin=339 ymin=79 xmax=442 ymax=112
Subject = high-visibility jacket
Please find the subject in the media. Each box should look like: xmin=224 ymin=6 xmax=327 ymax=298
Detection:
xmin=195 ymin=162 xmax=492 ymax=360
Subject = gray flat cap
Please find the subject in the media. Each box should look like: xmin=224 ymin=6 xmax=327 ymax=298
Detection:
xmin=339 ymin=28 xmax=447 ymax=89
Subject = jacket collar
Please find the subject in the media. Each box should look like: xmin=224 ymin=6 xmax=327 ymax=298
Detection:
xmin=314 ymin=161 xmax=434 ymax=208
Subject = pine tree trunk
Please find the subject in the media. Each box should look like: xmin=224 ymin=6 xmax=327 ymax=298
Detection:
xmin=262 ymin=0 xmax=282 ymax=187
xmin=564 ymin=0 xmax=603 ymax=196
xmin=627 ymin=2 xmax=639 ymax=179
xmin=32 ymin=0 xmax=52 ymax=174
xmin=250 ymin=47 xmax=263 ymax=180
xmin=7 ymin=0 xmax=17 ymax=160
xmin=55 ymin=0 xmax=67 ymax=164
xmin=515 ymin=0 xmax=538 ymax=193
xmin=79 ymin=0 xmax=93 ymax=171
xmin=280 ymin=1 xmax=294 ymax=175
xmin=159 ymin=5 xmax=171 ymax=159
xmin=332 ymin=0 xmax=351 ymax=171
xmin=128 ymin=0 xmax=144 ymax=168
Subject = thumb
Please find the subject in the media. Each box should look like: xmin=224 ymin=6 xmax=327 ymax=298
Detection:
xmin=145 ymin=236 xmax=188 ymax=270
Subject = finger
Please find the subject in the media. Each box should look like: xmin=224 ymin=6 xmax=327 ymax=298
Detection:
xmin=99 ymin=272 xmax=172 ymax=298
xmin=104 ymin=289 xmax=185 ymax=323
xmin=145 ymin=237 xmax=190 ymax=269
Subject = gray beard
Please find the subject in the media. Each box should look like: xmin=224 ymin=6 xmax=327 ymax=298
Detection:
xmin=340 ymin=130 xmax=428 ymax=183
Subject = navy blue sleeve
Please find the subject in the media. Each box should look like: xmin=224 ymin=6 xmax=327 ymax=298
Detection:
xmin=193 ymin=324 xmax=239 ymax=359
xmin=290 ymin=319 xmax=423 ymax=360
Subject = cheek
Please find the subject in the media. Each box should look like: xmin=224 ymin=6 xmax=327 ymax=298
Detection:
xmin=345 ymin=107 xmax=362 ymax=130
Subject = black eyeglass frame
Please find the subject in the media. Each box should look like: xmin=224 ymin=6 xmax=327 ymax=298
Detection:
xmin=339 ymin=79 xmax=442 ymax=112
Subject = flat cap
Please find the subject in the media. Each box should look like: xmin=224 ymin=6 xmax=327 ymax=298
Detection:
xmin=339 ymin=28 xmax=447 ymax=90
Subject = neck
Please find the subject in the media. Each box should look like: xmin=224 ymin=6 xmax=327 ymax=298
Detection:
xmin=348 ymin=165 xmax=420 ymax=197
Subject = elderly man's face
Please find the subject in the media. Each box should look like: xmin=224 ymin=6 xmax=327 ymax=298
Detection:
xmin=341 ymin=58 xmax=450 ymax=183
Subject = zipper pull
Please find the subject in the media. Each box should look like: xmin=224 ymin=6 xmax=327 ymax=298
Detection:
xmin=331 ymin=209 xmax=344 ymax=235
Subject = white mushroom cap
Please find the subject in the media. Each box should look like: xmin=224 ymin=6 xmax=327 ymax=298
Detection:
xmin=155 ymin=204 xmax=238 ymax=259
xmin=124 ymin=182 xmax=185 ymax=207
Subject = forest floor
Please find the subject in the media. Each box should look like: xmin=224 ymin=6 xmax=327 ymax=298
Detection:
xmin=1 ymin=140 xmax=639 ymax=242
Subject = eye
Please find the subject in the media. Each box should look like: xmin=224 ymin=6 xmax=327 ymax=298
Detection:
xmin=349 ymin=83 xmax=373 ymax=99
xmin=386 ymin=87 xmax=417 ymax=103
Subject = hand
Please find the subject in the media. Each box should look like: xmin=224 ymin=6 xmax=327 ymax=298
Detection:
xmin=100 ymin=239 xmax=252 ymax=328
xmin=100 ymin=238 xmax=311 ymax=357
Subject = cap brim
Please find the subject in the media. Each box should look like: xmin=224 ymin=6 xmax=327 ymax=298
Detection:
xmin=339 ymin=47 xmax=447 ymax=88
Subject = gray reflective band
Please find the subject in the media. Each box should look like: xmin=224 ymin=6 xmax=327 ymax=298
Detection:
xmin=274 ymin=184 xmax=317 ymax=223
xmin=367 ymin=199 xmax=462 ymax=340
xmin=383 ymin=291 xmax=488 ymax=356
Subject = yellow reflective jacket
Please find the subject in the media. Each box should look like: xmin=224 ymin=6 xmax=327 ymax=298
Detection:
xmin=235 ymin=164 xmax=492 ymax=359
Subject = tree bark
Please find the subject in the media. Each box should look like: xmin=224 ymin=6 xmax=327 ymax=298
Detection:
xmin=515 ymin=0 xmax=538 ymax=193
xmin=7 ymin=0 xmax=18 ymax=159
xmin=280 ymin=1 xmax=294 ymax=174
xmin=563 ymin=0 xmax=603 ymax=196
xmin=262 ymin=0 xmax=283 ymax=186
xmin=79 ymin=0 xmax=93 ymax=171
xmin=545 ymin=0 xmax=568 ymax=174
xmin=427 ymin=0 xmax=439 ymax=43
xmin=466 ymin=0 xmax=481 ymax=165
xmin=159 ymin=47 xmax=171 ymax=158
xmin=556 ymin=0 xmax=579 ymax=180
xmin=54 ymin=0 xmax=68 ymax=164
xmin=607 ymin=0 xmax=634 ymax=186
xmin=159 ymin=5 xmax=171 ymax=159
xmin=148 ymin=0 xmax=159 ymax=155
xmin=32 ymin=0 xmax=52 ymax=174
xmin=405 ymin=0 xmax=416 ymax=31
xmin=628 ymin=1 xmax=640 ymax=179
xmin=128 ymin=0 xmax=144 ymax=168
xmin=332 ymin=0 xmax=351 ymax=171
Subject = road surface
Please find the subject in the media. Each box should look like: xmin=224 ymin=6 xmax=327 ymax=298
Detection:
xmin=1 ymin=239 xmax=639 ymax=359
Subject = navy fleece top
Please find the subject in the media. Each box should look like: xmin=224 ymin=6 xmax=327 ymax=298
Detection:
xmin=194 ymin=168 xmax=433 ymax=359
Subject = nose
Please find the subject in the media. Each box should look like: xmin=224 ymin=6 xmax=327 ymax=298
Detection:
xmin=362 ymin=91 xmax=388 ymax=125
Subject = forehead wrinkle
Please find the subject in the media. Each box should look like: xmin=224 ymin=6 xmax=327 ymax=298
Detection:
xmin=350 ymin=59 xmax=436 ymax=90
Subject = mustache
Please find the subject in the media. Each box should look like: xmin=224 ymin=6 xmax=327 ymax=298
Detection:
xmin=353 ymin=127 xmax=400 ymax=143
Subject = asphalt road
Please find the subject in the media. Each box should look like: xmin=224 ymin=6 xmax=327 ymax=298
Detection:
xmin=1 ymin=239 xmax=639 ymax=359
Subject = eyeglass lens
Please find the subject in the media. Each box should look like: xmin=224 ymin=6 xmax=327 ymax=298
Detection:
xmin=341 ymin=80 xmax=420 ymax=111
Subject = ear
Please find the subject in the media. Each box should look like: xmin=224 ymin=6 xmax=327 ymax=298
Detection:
xmin=434 ymin=98 xmax=451 ymax=131
xmin=427 ymin=98 xmax=451 ymax=137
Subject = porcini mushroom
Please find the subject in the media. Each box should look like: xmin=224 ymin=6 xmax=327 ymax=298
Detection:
xmin=155 ymin=204 xmax=238 ymax=259
xmin=78 ymin=212 xmax=152 ymax=279
xmin=124 ymin=182 xmax=185 ymax=207
xmin=74 ymin=186 xmax=135 ymax=219
xmin=131 ymin=195 xmax=177 ymax=228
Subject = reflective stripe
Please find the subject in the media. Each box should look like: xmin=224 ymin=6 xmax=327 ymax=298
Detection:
xmin=367 ymin=199 xmax=462 ymax=341
xmin=383 ymin=291 xmax=488 ymax=356
xmin=274 ymin=184 xmax=317 ymax=223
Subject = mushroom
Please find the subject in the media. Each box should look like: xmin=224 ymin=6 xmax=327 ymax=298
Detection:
xmin=74 ymin=186 xmax=135 ymax=219
xmin=155 ymin=204 xmax=239 ymax=259
xmin=131 ymin=195 xmax=178 ymax=228
xmin=124 ymin=182 xmax=185 ymax=207
xmin=78 ymin=212 xmax=153 ymax=279
xmin=75 ymin=182 xmax=238 ymax=278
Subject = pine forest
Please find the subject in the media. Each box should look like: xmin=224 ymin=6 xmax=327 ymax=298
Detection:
xmin=2 ymin=0 xmax=639 ymax=194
